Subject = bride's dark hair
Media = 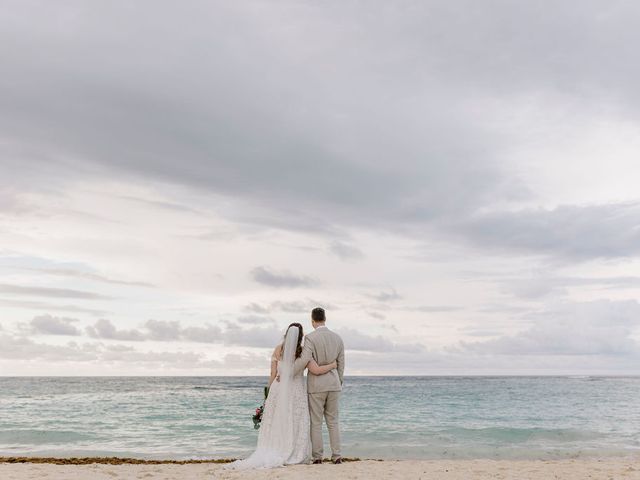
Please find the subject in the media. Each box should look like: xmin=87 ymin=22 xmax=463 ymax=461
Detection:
xmin=283 ymin=322 xmax=304 ymax=359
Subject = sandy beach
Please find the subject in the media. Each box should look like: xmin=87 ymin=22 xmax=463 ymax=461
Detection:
xmin=2 ymin=458 xmax=640 ymax=480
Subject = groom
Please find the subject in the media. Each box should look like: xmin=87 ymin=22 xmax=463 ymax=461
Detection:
xmin=294 ymin=307 xmax=345 ymax=464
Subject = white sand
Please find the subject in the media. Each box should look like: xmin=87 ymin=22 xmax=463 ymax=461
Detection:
xmin=2 ymin=458 xmax=640 ymax=480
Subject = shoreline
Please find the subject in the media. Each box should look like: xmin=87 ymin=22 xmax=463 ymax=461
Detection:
xmin=0 ymin=456 xmax=362 ymax=465
xmin=2 ymin=457 xmax=640 ymax=480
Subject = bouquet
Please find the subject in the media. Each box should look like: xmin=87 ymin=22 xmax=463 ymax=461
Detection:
xmin=252 ymin=386 xmax=270 ymax=429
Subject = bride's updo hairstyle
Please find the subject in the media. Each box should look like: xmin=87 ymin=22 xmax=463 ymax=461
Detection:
xmin=283 ymin=322 xmax=304 ymax=359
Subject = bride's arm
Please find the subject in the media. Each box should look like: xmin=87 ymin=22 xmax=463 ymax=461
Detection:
xmin=268 ymin=345 xmax=281 ymax=386
xmin=307 ymin=359 xmax=337 ymax=375
xmin=269 ymin=358 xmax=278 ymax=386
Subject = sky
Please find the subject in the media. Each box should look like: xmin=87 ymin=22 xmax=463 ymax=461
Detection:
xmin=1 ymin=0 xmax=640 ymax=375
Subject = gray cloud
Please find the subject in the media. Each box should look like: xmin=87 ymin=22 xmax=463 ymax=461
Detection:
xmin=0 ymin=1 xmax=523 ymax=235
xmin=460 ymin=300 xmax=640 ymax=356
xmin=336 ymin=327 xmax=424 ymax=353
xmin=0 ymin=283 xmax=111 ymax=300
xmin=251 ymin=266 xmax=317 ymax=289
xmin=143 ymin=319 xmax=182 ymax=341
xmin=328 ymin=241 xmax=364 ymax=261
xmin=116 ymin=194 xmax=203 ymax=215
xmin=63 ymin=316 xmax=426 ymax=353
xmin=402 ymin=305 xmax=463 ymax=313
xmin=3 ymin=329 xmax=638 ymax=374
xmin=379 ymin=323 xmax=399 ymax=333
xmin=367 ymin=289 xmax=402 ymax=302
xmin=30 ymin=314 xmax=81 ymax=336
xmin=244 ymin=299 xmax=332 ymax=315
xmin=0 ymin=334 xmax=98 ymax=362
xmin=236 ymin=315 xmax=276 ymax=325
xmin=86 ymin=319 xmax=145 ymax=341
xmin=243 ymin=303 xmax=271 ymax=315
xmin=446 ymin=202 xmax=640 ymax=261
xmin=0 ymin=330 xmax=277 ymax=371
xmin=20 ymin=267 xmax=154 ymax=288
xmin=181 ymin=324 xmax=223 ymax=343
xmin=501 ymin=274 xmax=640 ymax=300
xmin=2 ymin=1 xmax=640 ymax=265
xmin=99 ymin=344 xmax=204 ymax=367
xmin=0 ymin=333 xmax=206 ymax=368
xmin=84 ymin=319 xmax=224 ymax=344
xmin=457 ymin=327 xmax=507 ymax=338
xmin=222 ymin=322 xmax=283 ymax=349
xmin=0 ymin=187 xmax=33 ymax=214
xmin=0 ymin=298 xmax=108 ymax=316
xmin=3 ymin=1 xmax=640 ymax=375
xmin=84 ymin=318 xmax=278 ymax=348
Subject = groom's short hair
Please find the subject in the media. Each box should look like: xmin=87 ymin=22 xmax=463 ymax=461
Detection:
xmin=311 ymin=307 xmax=326 ymax=322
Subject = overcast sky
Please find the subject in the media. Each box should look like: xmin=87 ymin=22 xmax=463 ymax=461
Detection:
xmin=2 ymin=0 xmax=640 ymax=375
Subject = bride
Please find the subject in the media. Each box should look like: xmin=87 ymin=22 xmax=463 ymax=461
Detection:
xmin=227 ymin=322 xmax=337 ymax=469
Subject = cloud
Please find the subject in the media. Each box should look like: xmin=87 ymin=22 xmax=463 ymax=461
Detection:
xmin=58 ymin=316 xmax=428 ymax=353
xmin=0 ymin=331 xmax=276 ymax=372
xmin=181 ymin=324 xmax=223 ymax=343
xmin=30 ymin=314 xmax=81 ymax=336
xmin=143 ymin=319 xmax=182 ymax=341
xmin=99 ymin=344 xmax=204 ymax=367
xmin=222 ymin=322 xmax=283 ymax=348
xmin=0 ymin=283 xmax=111 ymax=300
xmin=86 ymin=319 xmax=145 ymax=341
xmin=0 ymin=333 xmax=201 ymax=367
xmin=244 ymin=299 xmax=333 ymax=314
xmin=336 ymin=327 xmax=424 ymax=353
xmin=402 ymin=305 xmax=463 ymax=313
xmin=250 ymin=266 xmax=317 ymax=288
xmin=3 ymin=1 xmax=640 ymax=375
xmin=501 ymin=274 xmax=640 ymax=300
xmin=460 ymin=300 xmax=640 ymax=356
xmin=236 ymin=315 xmax=276 ymax=325
xmin=243 ymin=303 xmax=271 ymax=314
xmin=2 ymin=0 xmax=640 ymax=266
xmin=0 ymin=0 xmax=525 ymax=238
xmin=379 ymin=323 xmax=399 ymax=333
xmin=116 ymin=194 xmax=202 ymax=215
xmin=20 ymin=267 xmax=154 ymax=288
xmin=3 ymin=327 xmax=639 ymax=375
xmin=446 ymin=202 xmax=640 ymax=261
xmin=83 ymin=318 xmax=279 ymax=348
xmin=0 ymin=334 xmax=98 ymax=362
xmin=328 ymin=241 xmax=364 ymax=261
xmin=367 ymin=288 xmax=402 ymax=302
xmin=0 ymin=188 xmax=33 ymax=216
xmin=0 ymin=298 xmax=108 ymax=316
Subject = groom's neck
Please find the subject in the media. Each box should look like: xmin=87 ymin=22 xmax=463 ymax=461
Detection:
xmin=312 ymin=321 xmax=326 ymax=330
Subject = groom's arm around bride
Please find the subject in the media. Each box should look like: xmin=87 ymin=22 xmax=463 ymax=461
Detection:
xmin=293 ymin=327 xmax=344 ymax=388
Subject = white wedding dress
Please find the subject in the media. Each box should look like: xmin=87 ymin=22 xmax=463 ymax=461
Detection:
xmin=226 ymin=326 xmax=311 ymax=469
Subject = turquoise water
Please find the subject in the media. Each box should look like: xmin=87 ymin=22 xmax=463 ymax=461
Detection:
xmin=0 ymin=376 xmax=639 ymax=460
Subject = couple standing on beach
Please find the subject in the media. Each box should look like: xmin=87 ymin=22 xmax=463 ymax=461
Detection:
xmin=228 ymin=307 xmax=345 ymax=469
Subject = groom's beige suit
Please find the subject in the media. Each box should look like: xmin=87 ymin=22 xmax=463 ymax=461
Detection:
xmin=293 ymin=325 xmax=345 ymax=461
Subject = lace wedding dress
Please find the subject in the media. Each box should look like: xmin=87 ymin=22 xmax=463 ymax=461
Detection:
xmin=226 ymin=326 xmax=311 ymax=469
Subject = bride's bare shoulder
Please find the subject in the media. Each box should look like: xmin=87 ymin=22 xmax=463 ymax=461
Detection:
xmin=271 ymin=343 xmax=283 ymax=361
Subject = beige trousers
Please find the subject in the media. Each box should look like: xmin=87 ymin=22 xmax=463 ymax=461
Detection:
xmin=308 ymin=391 xmax=341 ymax=460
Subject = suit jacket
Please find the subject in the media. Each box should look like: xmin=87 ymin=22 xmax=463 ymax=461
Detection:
xmin=294 ymin=326 xmax=344 ymax=394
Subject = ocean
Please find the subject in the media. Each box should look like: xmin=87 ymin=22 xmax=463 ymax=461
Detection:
xmin=0 ymin=376 xmax=638 ymax=460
